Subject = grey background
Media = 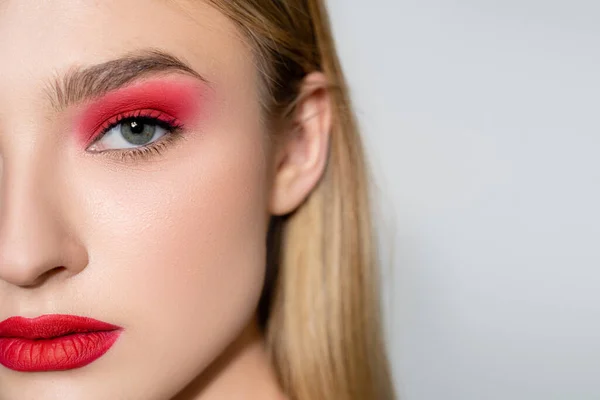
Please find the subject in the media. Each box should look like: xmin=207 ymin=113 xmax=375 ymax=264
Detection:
xmin=327 ymin=1 xmax=600 ymax=399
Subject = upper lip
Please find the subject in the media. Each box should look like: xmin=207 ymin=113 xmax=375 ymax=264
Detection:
xmin=0 ymin=315 xmax=121 ymax=339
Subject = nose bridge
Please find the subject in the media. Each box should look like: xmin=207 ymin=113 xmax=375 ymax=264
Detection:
xmin=0 ymin=138 xmax=87 ymax=287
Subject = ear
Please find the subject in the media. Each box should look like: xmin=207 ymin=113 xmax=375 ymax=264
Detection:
xmin=269 ymin=72 xmax=332 ymax=216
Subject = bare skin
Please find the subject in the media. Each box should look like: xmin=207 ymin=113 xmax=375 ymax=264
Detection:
xmin=0 ymin=1 xmax=331 ymax=399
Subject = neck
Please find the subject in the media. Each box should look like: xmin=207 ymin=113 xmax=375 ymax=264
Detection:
xmin=173 ymin=318 xmax=287 ymax=400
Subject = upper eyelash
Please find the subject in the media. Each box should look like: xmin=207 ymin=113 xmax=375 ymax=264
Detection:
xmin=88 ymin=110 xmax=185 ymax=162
xmin=93 ymin=109 xmax=182 ymax=140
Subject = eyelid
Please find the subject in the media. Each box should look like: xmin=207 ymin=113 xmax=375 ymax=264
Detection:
xmin=74 ymin=78 xmax=208 ymax=147
xmin=87 ymin=109 xmax=182 ymax=146
xmin=85 ymin=112 xmax=186 ymax=162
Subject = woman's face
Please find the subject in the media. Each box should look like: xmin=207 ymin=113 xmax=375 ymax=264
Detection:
xmin=0 ymin=1 xmax=280 ymax=398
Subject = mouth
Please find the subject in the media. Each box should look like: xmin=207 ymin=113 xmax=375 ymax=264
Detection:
xmin=0 ymin=314 xmax=122 ymax=372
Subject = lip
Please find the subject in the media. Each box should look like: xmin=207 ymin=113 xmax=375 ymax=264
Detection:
xmin=0 ymin=314 xmax=122 ymax=372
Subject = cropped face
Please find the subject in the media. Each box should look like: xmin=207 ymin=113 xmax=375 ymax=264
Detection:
xmin=0 ymin=1 xmax=289 ymax=399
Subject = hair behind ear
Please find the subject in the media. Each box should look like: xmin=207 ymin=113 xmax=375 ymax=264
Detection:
xmin=208 ymin=1 xmax=396 ymax=399
xmin=264 ymin=2 xmax=396 ymax=400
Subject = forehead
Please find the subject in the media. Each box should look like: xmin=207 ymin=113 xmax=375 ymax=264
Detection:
xmin=0 ymin=0 xmax=253 ymax=98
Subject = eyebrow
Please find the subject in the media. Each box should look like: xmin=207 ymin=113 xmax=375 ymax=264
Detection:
xmin=46 ymin=48 xmax=207 ymax=111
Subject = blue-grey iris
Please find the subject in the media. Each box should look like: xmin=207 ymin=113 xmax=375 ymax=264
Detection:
xmin=121 ymin=120 xmax=156 ymax=145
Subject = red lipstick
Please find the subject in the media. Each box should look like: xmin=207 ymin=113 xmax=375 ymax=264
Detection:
xmin=0 ymin=315 xmax=122 ymax=372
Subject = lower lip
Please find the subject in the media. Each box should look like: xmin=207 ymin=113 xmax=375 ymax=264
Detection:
xmin=0 ymin=331 xmax=121 ymax=372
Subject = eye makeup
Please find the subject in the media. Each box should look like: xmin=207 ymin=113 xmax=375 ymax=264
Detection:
xmin=74 ymin=77 xmax=211 ymax=149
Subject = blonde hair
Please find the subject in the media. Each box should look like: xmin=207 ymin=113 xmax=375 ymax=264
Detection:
xmin=208 ymin=1 xmax=395 ymax=399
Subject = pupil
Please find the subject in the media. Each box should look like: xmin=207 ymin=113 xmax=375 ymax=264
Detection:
xmin=129 ymin=120 xmax=145 ymax=134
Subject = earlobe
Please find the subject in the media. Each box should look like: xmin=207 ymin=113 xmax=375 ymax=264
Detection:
xmin=269 ymin=72 xmax=332 ymax=216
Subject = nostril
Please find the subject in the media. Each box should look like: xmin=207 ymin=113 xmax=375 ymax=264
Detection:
xmin=25 ymin=266 xmax=68 ymax=288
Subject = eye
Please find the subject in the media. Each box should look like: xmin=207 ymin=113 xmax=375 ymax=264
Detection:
xmin=87 ymin=116 xmax=172 ymax=153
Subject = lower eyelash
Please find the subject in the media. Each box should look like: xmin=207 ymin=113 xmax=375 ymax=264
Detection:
xmin=102 ymin=127 xmax=185 ymax=163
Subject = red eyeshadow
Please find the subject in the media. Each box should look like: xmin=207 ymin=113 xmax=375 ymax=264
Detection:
xmin=74 ymin=78 xmax=210 ymax=146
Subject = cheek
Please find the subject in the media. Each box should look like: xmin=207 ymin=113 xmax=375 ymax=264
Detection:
xmin=101 ymin=141 xmax=268 ymax=315
xmin=70 ymin=114 xmax=269 ymax=385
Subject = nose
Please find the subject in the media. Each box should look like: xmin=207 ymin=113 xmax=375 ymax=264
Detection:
xmin=0 ymin=154 xmax=88 ymax=287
